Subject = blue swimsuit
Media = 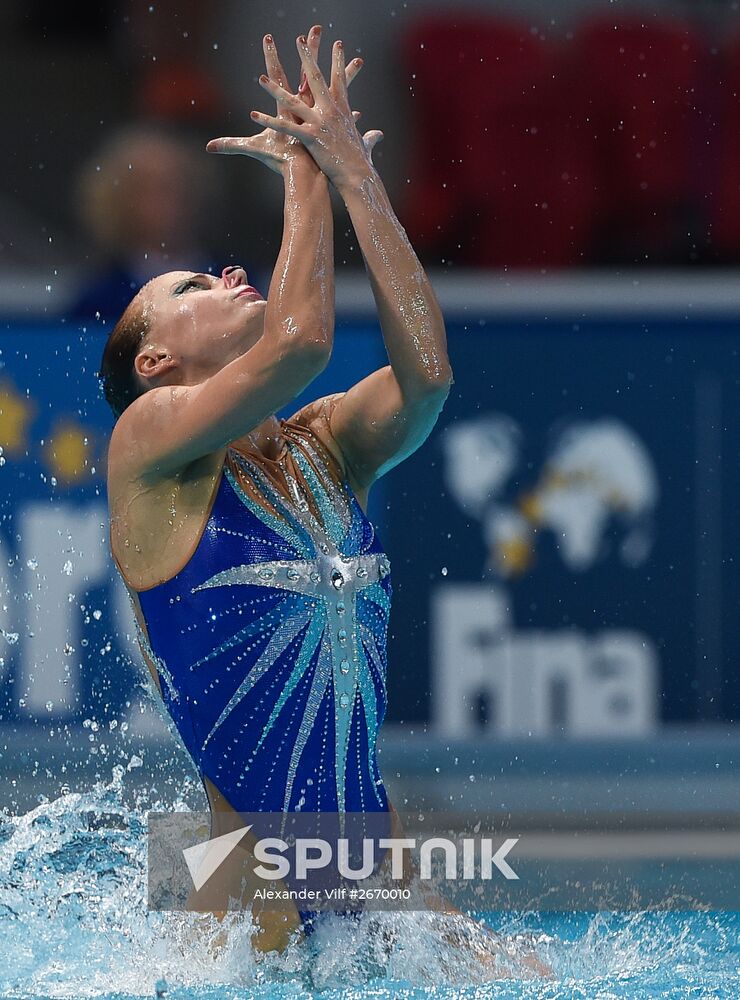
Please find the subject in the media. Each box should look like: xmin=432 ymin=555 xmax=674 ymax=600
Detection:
xmin=125 ymin=417 xmax=392 ymax=930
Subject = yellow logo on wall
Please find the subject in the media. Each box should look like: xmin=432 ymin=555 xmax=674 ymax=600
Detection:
xmin=0 ymin=380 xmax=35 ymax=455
xmin=45 ymin=419 xmax=93 ymax=484
xmin=0 ymin=377 xmax=97 ymax=486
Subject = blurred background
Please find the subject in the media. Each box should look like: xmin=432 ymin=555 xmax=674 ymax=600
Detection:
xmin=2 ymin=0 xmax=740 ymax=847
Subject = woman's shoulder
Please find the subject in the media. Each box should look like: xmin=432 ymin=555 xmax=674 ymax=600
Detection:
xmin=285 ymin=395 xmax=370 ymax=515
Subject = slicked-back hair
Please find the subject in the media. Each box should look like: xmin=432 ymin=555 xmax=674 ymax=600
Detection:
xmin=99 ymin=295 xmax=149 ymax=420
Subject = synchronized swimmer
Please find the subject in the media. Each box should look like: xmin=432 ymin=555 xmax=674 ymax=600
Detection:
xmin=102 ymin=25 xmax=546 ymax=976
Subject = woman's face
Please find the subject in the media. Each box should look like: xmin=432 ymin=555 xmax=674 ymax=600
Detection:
xmin=137 ymin=265 xmax=266 ymax=384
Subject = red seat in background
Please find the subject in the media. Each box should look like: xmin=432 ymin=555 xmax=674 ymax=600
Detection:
xmin=708 ymin=31 xmax=740 ymax=261
xmin=400 ymin=14 xmax=599 ymax=269
xmin=569 ymin=15 xmax=708 ymax=264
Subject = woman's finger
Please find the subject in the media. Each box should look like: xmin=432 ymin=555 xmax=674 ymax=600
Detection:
xmin=206 ymin=136 xmax=259 ymax=155
xmin=299 ymin=53 xmax=361 ymax=111
xmin=249 ymin=109 xmax=311 ymax=140
xmin=258 ymin=75 xmax=319 ymax=124
xmin=301 ymin=57 xmax=359 ymax=105
xmin=262 ymin=34 xmax=290 ymax=92
xmin=205 ymin=133 xmax=288 ymax=175
xmin=307 ymin=23 xmax=321 ymax=65
xmin=296 ymin=32 xmax=329 ymax=102
xmin=297 ymin=25 xmax=322 ymax=110
xmin=363 ymin=130 xmax=383 ymax=166
xmin=345 ymin=57 xmax=364 ymax=88
xmin=362 ymin=129 xmax=384 ymax=158
xmin=265 ymin=32 xmax=311 ymax=125
xmin=330 ymin=39 xmax=349 ymax=103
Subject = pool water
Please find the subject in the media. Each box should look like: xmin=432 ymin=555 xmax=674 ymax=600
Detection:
xmin=1 ymin=769 xmax=739 ymax=1000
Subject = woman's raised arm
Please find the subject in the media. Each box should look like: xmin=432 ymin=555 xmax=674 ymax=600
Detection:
xmin=251 ymin=32 xmax=453 ymax=490
xmin=111 ymin=30 xmax=350 ymax=482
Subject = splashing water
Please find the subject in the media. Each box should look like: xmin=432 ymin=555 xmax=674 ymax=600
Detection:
xmin=1 ymin=768 xmax=739 ymax=999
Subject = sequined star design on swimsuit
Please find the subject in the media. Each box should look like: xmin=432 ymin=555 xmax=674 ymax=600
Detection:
xmin=187 ymin=437 xmax=391 ymax=819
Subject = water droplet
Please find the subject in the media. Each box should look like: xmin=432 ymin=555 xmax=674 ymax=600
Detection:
xmin=339 ymin=691 xmax=351 ymax=707
xmin=331 ymin=569 xmax=344 ymax=589
xmin=338 ymin=628 xmax=347 ymax=643
xmin=336 ymin=601 xmax=345 ymax=614
xmin=340 ymin=659 xmax=350 ymax=675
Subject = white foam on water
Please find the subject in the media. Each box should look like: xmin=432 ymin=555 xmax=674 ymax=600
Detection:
xmin=0 ymin=767 xmax=738 ymax=998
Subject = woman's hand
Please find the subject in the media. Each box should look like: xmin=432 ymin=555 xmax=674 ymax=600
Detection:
xmin=248 ymin=28 xmax=384 ymax=188
xmin=206 ymin=27 xmax=369 ymax=176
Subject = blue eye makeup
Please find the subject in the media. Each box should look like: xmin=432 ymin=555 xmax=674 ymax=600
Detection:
xmin=174 ymin=279 xmax=205 ymax=295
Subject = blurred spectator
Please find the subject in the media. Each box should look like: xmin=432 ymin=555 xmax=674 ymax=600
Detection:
xmin=69 ymin=124 xmax=219 ymax=326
